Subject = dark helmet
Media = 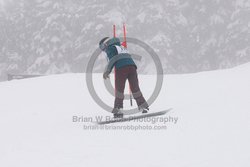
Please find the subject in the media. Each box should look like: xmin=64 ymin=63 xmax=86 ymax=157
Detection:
xmin=107 ymin=37 xmax=120 ymax=46
xmin=99 ymin=37 xmax=121 ymax=51
xmin=99 ymin=37 xmax=109 ymax=51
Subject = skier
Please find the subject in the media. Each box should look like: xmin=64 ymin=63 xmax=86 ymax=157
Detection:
xmin=99 ymin=37 xmax=149 ymax=118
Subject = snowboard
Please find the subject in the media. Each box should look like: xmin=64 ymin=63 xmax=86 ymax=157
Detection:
xmin=96 ymin=108 xmax=173 ymax=125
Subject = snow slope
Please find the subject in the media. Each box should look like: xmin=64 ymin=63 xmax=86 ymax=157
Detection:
xmin=0 ymin=63 xmax=250 ymax=167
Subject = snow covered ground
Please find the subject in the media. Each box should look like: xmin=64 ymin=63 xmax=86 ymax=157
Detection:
xmin=0 ymin=63 xmax=250 ymax=167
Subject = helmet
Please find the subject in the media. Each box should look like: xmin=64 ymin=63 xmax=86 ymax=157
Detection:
xmin=99 ymin=37 xmax=121 ymax=51
xmin=99 ymin=37 xmax=109 ymax=51
xmin=107 ymin=37 xmax=120 ymax=46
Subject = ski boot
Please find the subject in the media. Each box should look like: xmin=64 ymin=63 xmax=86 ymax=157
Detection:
xmin=112 ymin=107 xmax=124 ymax=118
xmin=139 ymin=106 xmax=149 ymax=114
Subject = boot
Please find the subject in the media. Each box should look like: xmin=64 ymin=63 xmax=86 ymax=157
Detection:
xmin=112 ymin=107 xmax=124 ymax=118
xmin=139 ymin=106 xmax=149 ymax=114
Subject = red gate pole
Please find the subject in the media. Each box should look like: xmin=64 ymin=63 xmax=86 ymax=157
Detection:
xmin=113 ymin=25 xmax=116 ymax=38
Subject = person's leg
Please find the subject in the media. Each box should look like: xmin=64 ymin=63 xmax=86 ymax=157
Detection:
xmin=127 ymin=66 xmax=149 ymax=109
xmin=114 ymin=67 xmax=129 ymax=109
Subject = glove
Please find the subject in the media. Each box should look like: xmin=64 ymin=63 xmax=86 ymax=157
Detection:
xmin=103 ymin=71 xmax=110 ymax=80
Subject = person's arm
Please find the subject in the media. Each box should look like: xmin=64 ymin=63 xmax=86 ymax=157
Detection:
xmin=105 ymin=46 xmax=118 ymax=74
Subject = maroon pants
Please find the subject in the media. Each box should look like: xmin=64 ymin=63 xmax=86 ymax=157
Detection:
xmin=114 ymin=65 xmax=148 ymax=109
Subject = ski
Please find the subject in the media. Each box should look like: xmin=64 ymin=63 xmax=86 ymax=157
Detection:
xmin=96 ymin=108 xmax=173 ymax=125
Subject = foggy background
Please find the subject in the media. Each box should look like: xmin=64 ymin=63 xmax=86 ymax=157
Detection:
xmin=0 ymin=0 xmax=249 ymax=81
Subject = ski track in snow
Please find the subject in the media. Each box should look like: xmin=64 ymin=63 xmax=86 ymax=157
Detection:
xmin=0 ymin=63 xmax=250 ymax=167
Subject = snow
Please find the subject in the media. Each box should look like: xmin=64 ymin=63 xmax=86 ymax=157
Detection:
xmin=37 ymin=1 xmax=52 ymax=8
xmin=235 ymin=0 xmax=250 ymax=8
xmin=81 ymin=22 xmax=94 ymax=32
xmin=95 ymin=24 xmax=103 ymax=31
xmin=137 ymin=12 xmax=146 ymax=23
xmin=236 ymin=48 xmax=249 ymax=58
xmin=36 ymin=48 xmax=44 ymax=55
xmin=176 ymin=13 xmax=188 ymax=26
xmin=150 ymin=32 xmax=170 ymax=46
xmin=50 ymin=36 xmax=60 ymax=43
xmin=0 ymin=63 xmax=250 ymax=167
xmin=97 ymin=9 xmax=125 ymax=25
xmin=210 ymin=14 xmax=225 ymax=25
xmin=33 ymin=55 xmax=50 ymax=66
